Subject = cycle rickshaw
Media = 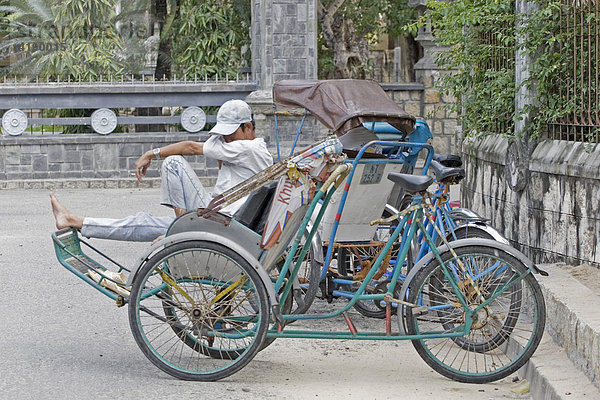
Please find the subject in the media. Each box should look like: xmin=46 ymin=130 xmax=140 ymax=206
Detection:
xmin=52 ymin=79 xmax=546 ymax=384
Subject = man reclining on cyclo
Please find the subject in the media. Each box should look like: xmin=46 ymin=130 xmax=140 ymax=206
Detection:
xmin=50 ymin=99 xmax=274 ymax=242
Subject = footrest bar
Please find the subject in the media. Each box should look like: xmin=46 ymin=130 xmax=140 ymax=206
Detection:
xmin=51 ymin=228 xmax=131 ymax=303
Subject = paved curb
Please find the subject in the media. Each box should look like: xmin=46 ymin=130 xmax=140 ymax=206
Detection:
xmin=519 ymin=265 xmax=600 ymax=399
xmin=519 ymin=334 xmax=599 ymax=399
xmin=538 ymin=265 xmax=600 ymax=388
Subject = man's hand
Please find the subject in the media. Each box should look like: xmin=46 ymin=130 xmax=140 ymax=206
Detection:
xmin=132 ymin=141 xmax=203 ymax=183
xmin=152 ymin=234 xmax=165 ymax=245
xmin=134 ymin=152 xmax=152 ymax=183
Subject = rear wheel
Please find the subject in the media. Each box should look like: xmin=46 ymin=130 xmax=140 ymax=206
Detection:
xmin=129 ymin=241 xmax=269 ymax=381
xmin=404 ymin=244 xmax=545 ymax=383
xmin=337 ymin=244 xmax=396 ymax=319
xmin=449 ymin=224 xmax=494 ymax=241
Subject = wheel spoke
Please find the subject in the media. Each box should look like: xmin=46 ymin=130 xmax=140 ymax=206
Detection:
xmin=405 ymin=245 xmax=545 ymax=383
xmin=129 ymin=241 xmax=269 ymax=381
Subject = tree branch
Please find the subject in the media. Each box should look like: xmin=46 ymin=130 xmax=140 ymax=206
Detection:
xmin=318 ymin=0 xmax=346 ymax=52
xmin=316 ymin=0 xmax=326 ymax=17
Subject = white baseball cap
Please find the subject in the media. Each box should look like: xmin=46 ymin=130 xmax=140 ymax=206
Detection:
xmin=209 ymin=99 xmax=252 ymax=135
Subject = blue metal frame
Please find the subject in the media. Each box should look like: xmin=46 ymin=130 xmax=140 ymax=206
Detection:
xmin=320 ymin=141 xmax=434 ymax=281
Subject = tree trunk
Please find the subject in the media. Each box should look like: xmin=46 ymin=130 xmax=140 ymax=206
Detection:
xmin=318 ymin=0 xmax=371 ymax=79
xmin=154 ymin=0 xmax=171 ymax=80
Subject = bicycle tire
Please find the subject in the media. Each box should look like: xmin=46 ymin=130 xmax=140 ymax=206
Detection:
xmin=288 ymin=234 xmax=321 ymax=315
xmin=399 ymin=221 xmax=502 ymax=334
xmin=169 ymin=256 xmax=293 ymax=355
xmin=404 ymin=244 xmax=545 ymax=383
xmin=428 ymin=256 xmax=522 ymax=353
xmin=172 ymin=257 xmax=291 ymax=356
xmin=449 ymin=224 xmax=494 ymax=241
xmin=129 ymin=241 xmax=269 ymax=381
xmin=160 ymin=252 xmax=266 ymax=360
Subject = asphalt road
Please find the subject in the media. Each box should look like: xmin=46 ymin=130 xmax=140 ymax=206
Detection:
xmin=0 ymin=187 xmax=529 ymax=399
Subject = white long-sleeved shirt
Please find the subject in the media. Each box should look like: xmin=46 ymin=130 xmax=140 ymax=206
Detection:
xmin=203 ymin=135 xmax=273 ymax=214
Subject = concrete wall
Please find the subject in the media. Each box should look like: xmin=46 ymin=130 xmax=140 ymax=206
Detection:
xmin=462 ymin=135 xmax=600 ymax=266
xmin=0 ymin=133 xmax=217 ymax=188
xmin=0 ymin=87 xmax=429 ymax=184
xmin=0 ymin=80 xmax=457 ymax=184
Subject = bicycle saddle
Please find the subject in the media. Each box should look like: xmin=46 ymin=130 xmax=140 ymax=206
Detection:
xmin=433 ymin=153 xmax=462 ymax=168
xmin=430 ymin=159 xmax=465 ymax=185
xmin=387 ymin=172 xmax=433 ymax=193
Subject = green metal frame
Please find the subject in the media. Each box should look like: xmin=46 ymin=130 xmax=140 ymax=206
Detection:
xmin=265 ymin=183 xmax=535 ymax=340
xmin=51 ymin=162 xmax=535 ymax=345
xmin=52 ymin=228 xmax=130 ymax=302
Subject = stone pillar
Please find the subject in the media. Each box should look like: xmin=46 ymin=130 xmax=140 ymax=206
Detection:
xmin=506 ymin=0 xmax=540 ymax=192
xmin=409 ymin=0 xmax=445 ymax=72
xmin=251 ymin=0 xmax=318 ymax=90
xmin=409 ymin=0 xmax=458 ymax=156
xmin=249 ymin=0 xmax=320 ymax=157
xmin=514 ymin=0 xmax=538 ymax=135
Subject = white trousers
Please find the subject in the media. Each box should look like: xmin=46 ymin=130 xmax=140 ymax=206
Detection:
xmin=81 ymin=156 xmax=213 ymax=242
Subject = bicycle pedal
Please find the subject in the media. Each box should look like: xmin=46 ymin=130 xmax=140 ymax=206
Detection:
xmin=320 ymin=272 xmax=337 ymax=303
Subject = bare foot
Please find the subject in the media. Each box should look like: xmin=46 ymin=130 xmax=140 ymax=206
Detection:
xmin=50 ymin=192 xmax=84 ymax=230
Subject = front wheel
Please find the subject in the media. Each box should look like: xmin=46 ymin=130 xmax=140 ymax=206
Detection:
xmin=404 ymin=244 xmax=545 ymax=383
xmin=128 ymin=241 xmax=269 ymax=381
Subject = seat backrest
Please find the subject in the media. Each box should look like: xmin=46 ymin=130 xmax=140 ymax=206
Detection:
xmin=319 ymin=161 xmax=404 ymax=242
xmin=233 ymin=180 xmax=278 ymax=235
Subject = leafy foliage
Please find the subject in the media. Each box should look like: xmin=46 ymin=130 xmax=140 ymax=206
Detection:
xmin=0 ymin=0 xmax=251 ymax=80
xmin=425 ymin=0 xmax=590 ymax=140
xmin=0 ymin=0 xmax=125 ymax=79
xmin=517 ymin=0 xmax=567 ymax=138
xmin=424 ymin=0 xmax=517 ymax=137
xmin=172 ymin=0 xmax=250 ymax=78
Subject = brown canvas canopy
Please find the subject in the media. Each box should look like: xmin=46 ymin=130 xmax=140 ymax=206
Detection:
xmin=273 ymin=79 xmax=416 ymax=136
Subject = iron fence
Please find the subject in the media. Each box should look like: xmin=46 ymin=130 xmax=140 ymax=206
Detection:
xmin=478 ymin=26 xmax=516 ymax=137
xmin=547 ymin=0 xmax=600 ymax=142
xmin=0 ymin=74 xmax=257 ymax=136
